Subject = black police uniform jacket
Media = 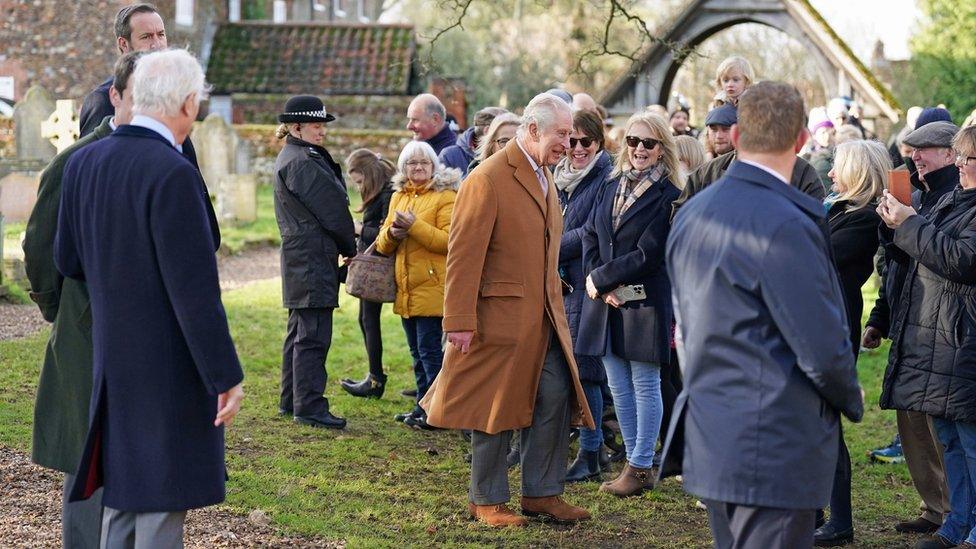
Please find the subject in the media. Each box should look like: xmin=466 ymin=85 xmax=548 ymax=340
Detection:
xmin=273 ymin=135 xmax=357 ymax=309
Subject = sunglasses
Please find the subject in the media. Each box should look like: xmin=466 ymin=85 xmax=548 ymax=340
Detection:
xmin=569 ymin=137 xmax=595 ymax=148
xmin=625 ymin=136 xmax=660 ymax=150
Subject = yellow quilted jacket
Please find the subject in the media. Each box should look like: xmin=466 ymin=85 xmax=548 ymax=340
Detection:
xmin=374 ymin=168 xmax=459 ymax=318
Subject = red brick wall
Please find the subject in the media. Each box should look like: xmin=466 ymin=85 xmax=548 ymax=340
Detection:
xmin=0 ymin=0 xmax=222 ymax=103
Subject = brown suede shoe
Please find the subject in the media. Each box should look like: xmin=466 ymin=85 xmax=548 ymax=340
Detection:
xmin=599 ymin=463 xmax=654 ymax=497
xmin=467 ymin=502 xmax=528 ymax=527
xmin=520 ymin=495 xmax=591 ymax=523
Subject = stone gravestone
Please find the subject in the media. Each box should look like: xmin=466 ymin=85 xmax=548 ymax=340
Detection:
xmin=13 ymin=86 xmax=56 ymax=163
xmin=0 ymin=172 xmax=40 ymax=223
xmin=40 ymin=100 xmax=80 ymax=154
xmin=193 ymin=113 xmax=237 ymax=196
xmin=192 ymin=113 xmax=257 ymax=225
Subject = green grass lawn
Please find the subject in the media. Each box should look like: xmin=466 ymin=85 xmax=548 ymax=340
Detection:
xmin=0 ymin=281 xmax=924 ymax=547
xmin=218 ymin=186 xmax=363 ymax=255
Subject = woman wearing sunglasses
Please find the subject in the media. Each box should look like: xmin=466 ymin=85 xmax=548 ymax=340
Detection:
xmin=553 ymin=109 xmax=616 ymax=483
xmin=577 ymin=112 xmax=683 ymax=497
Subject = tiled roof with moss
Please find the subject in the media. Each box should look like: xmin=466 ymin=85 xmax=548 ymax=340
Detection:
xmin=206 ymin=22 xmax=416 ymax=95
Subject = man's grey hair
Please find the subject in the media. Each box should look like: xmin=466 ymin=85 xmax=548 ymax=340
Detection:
xmin=132 ymin=49 xmax=210 ymax=118
xmin=413 ymin=93 xmax=446 ymax=121
xmin=396 ymin=140 xmax=440 ymax=176
xmin=115 ymin=3 xmax=160 ymax=40
xmin=517 ymin=93 xmax=572 ymax=138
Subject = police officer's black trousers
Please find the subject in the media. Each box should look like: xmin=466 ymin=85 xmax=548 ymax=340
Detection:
xmin=280 ymin=307 xmax=334 ymax=416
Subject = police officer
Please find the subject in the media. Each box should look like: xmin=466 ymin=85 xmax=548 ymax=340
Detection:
xmin=273 ymin=95 xmax=357 ymax=429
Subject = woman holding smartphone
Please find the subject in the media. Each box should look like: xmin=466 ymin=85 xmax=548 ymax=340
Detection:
xmin=577 ymin=111 xmax=682 ymax=497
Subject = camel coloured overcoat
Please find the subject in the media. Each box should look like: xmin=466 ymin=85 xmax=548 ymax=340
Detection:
xmin=422 ymin=139 xmax=595 ymax=434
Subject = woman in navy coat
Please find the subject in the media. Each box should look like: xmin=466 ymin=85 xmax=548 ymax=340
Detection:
xmin=577 ymin=112 xmax=681 ymax=497
xmin=54 ymin=50 xmax=244 ymax=518
xmin=554 ymin=109 xmax=614 ymax=482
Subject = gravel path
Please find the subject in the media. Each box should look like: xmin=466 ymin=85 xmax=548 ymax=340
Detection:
xmin=0 ymin=446 xmax=341 ymax=548
xmin=0 ymin=246 xmax=281 ymax=341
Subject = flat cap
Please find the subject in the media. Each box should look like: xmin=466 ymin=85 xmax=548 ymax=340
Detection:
xmin=705 ymin=104 xmax=737 ymax=127
xmin=904 ymin=121 xmax=959 ymax=149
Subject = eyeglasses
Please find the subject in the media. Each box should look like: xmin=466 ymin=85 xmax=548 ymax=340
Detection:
xmin=569 ymin=137 xmax=595 ymax=149
xmin=625 ymin=136 xmax=660 ymax=150
xmin=406 ymin=160 xmax=432 ymax=167
xmin=955 ymin=152 xmax=976 ymax=165
xmin=495 ymin=137 xmax=511 ymax=146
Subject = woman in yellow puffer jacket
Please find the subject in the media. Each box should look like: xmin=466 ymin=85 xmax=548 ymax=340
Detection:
xmin=375 ymin=140 xmax=459 ymax=429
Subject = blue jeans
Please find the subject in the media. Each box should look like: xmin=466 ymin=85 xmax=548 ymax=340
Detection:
xmin=934 ymin=417 xmax=976 ymax=545
xmin=579 ymin=381 xmax=604 ymax=452
xmin=602 ymin=340 xmax=662 ymax=469
xmin=401 ymin=316 xmax=444 ymax=412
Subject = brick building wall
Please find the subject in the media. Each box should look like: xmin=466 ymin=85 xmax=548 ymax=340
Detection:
xmin=0 ymin=0 xmax=221 ymax=103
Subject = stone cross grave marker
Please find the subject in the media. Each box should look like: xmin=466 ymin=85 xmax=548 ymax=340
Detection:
xmin=41 ymin=99 xmax=79 ymax=154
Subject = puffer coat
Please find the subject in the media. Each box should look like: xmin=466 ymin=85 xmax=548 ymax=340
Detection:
xmin=374 ymin=168 xmax=459 ymax=317
xmin=557 ymin=151 xmax=613 ymax=382
xmin=881 ymin=186 xmax=976 ymax=422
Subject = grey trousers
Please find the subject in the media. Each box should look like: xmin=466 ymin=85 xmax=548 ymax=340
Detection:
xmin=63 ymin=473 xmax=103 ymax=548
xmin=703 ymin=500 xmax=815 ymax=549
xmin=100 ymin=506 xmax=186 ymax=549
xmin=469 ymin=336 xmax=571 ymax=505
xmin=898 ymin=409 xmax=950 ymax=524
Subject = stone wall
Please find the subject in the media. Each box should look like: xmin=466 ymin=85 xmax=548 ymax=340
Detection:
xmin=235 ymin=125 xmax=412 ymax=185
xmin=0 ymin=0 xmax=220 ymax=103
xmin=229 ymin=94 xmax=412 ymax=129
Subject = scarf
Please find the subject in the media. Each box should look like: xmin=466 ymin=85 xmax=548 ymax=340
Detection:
xmin=612 ymin=164 xmax=664 ymax=230
xmin=553 ymin=152 xmax=601 ymax=197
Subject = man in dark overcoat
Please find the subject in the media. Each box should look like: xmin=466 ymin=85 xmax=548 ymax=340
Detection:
xmin=24 ymin=51 xmax=142 ymax=549
xmin=54 ymin=49 xmax=244 ymax=545
xmin=79 ymin=3 xmax=167 ymax=137
xmin=664 ymin=82 xmax=864 ymax=548
xmin=273 ymin=95 xmax=357 ymax=429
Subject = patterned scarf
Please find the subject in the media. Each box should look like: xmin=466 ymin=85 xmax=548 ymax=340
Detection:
xmin=612 ymin=164 xmax=664 ymax=230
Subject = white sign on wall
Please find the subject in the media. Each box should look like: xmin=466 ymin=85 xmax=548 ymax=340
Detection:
xmin=0 ymin=77 xmax=14 ymax=101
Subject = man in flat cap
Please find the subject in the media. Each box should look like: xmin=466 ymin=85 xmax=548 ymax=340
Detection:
xmin=861 ymin=119 xmax=959 ymax=537
xmin=671 ymin=102 xmax=824 ymax=219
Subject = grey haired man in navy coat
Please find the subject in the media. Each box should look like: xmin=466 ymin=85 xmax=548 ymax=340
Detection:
xmin=664 ymin=82 xmax=864 ymax=548
xmin=56 ymin=49 xmax=244 ymax=547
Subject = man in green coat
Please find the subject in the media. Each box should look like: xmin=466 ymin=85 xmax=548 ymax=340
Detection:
xmin=23 ymin=51 xmax=142 ymax=548
xmin=671 ymin=103 xmax=825 ymax=220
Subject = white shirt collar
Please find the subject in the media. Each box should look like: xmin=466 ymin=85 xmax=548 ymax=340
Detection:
xmin=109 ymin=118 xmax=117 ymax=131
xmin=129 ymin=114 xmax=183 ymax=153
xmin=739 ymin=159 xmax=790 ymax=186
xmin=515 ymin=137 xmax=544 ymax=175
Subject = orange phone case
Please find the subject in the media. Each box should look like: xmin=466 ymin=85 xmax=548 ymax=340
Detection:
xmin=889 ymin=170 xmax=912 ymax=206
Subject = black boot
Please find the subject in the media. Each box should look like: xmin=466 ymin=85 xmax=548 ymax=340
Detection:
xmin=341 ymin=373 xmax=387 ymax=399
xmin=566 ymin=449 xmax=601 ymax=482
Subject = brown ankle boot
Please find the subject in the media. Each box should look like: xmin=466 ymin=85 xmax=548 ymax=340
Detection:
xmin=467 ymin=502 xmax=528 ymax=527
xmin=520 ymin=495 xmax=591 ymax=523
xmin=599 ymin=463 xmax=654 ymax=497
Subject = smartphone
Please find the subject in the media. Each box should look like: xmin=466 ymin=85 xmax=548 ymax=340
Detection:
xmin=888 ymin=170 xmax=912 ymax=206
xmin=612 ymin=284 xmax=646 ymax=303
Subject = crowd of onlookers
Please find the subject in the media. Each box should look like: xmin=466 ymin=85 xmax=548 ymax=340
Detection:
xmin=22 ymin=3 xmax=976 ymax=545
xmin=322 ymin=53 xmax=976 ymax=548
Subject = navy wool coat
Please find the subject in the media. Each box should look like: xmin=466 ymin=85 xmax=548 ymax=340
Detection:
xmin=663 ymin=161 xmax=863 ymax=509
xmin=55 ymin=125 xmax=244 ymax=512
xmin=557 ymin=151 xmax=613 ymax=381
xmin=576 ymin=172 xmax=679 ymax=364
